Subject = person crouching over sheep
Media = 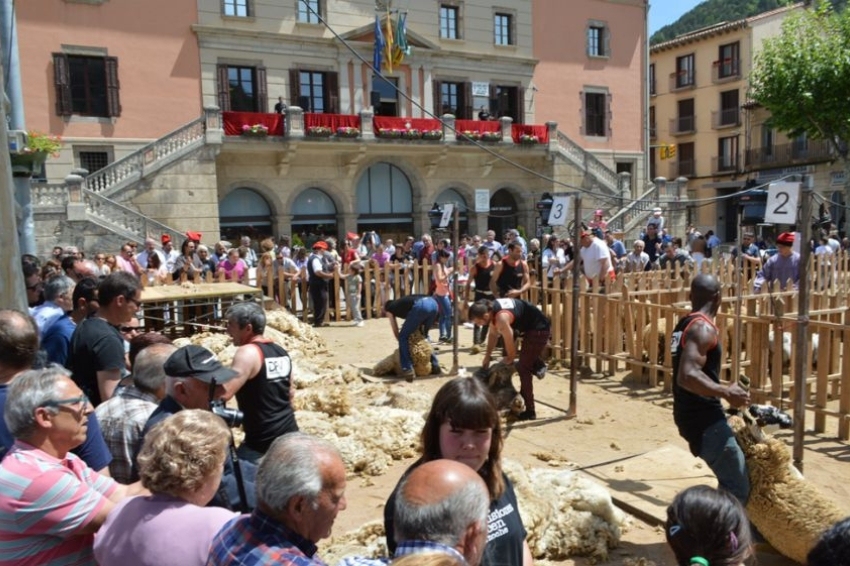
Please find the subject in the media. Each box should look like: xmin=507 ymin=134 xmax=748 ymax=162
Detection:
xmin=665 ymin=485 xmax=754 ymax=566
xmin=384 ymin=378 xmax=533 ymax=566
xmin=469 ymin=298 xmax=551 ymax=421
xmin=672 ymin=274 xmax=751 ymax=504
xmin=385 ymin=295 xmax=442 ymax=381
xmin=807 ymin=516 xmax=850 ymax=566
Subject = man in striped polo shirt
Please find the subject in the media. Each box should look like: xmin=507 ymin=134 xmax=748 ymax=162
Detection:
xmin=0 ymin=367 xmax=145 ymax=565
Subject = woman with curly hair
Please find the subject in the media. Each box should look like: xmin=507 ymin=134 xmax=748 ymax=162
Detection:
xmin=93 ymin=410 xmax=237 ymax=566
xmin=384 ymin=377 xmax=532 ymax=566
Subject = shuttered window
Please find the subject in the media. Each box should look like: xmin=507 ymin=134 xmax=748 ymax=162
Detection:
xmin=581 ymin=89 xmax=611 ymax=138
xmin=288 ymin=69 xmax=339 ymax=114
xmin=586 ymin=20 xmax=610 ymax=58
xmin=52 ymin=53 xmax=121 ymax=118
xmin=216 ymin=64 xmax=268 ymax=112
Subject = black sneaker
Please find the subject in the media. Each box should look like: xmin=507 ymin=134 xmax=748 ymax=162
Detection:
xmin=516 ymin=410 xmax=537 ymax=421
xmin=431 ymin=366 xmax=443 ymax=376
xmin=534 ymin=363 xmax=548 ymax=380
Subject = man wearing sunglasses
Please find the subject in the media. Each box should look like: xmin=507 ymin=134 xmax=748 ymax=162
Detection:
xmin=67 ymin=272 xmax=142 ymax=406
xmin=0 ymin=367 xmax=146 ymax=565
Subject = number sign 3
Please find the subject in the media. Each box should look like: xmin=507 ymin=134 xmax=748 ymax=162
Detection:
xmin=547 ymin=195 xmax=570 ymax=226
xmin=764 ymin=182 xmax=800 ymax=225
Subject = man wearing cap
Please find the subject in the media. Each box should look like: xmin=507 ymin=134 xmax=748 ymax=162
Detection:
xmin=161 ymin=234 xmax=180 ymax=273
xmin=139 ymin=344 xmax=256 ymax=511
xmin=755 ymin=232 xmax=800 ymax=293
xmin=307 ymin=240 xmax=334 ymax=327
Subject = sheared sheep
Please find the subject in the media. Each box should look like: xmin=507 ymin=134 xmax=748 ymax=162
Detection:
xmin=729 ymin=413 xmax=845 ymax=563
xmin=472 ymin=362 xmax=525 ymax=415
xmin=767 ymin=330 xmax=819 ymax=371
xmin=372 ymin=331 xmax=434 ymax=377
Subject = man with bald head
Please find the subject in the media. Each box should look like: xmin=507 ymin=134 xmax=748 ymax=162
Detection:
xmin=340 ymin=459 xmax=490 ymax=566
xmin=671 ymin=274 xmax=751 ymax=504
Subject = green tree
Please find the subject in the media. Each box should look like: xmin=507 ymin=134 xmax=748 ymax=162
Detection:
xmin=750 ymin=3 xmax=850 ymax=215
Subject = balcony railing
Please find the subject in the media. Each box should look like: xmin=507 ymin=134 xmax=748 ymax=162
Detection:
xmin=712 ymin=58 xmax=741 ymax=83
xmin=744 ymin=138 xmax=834 ymax=171
xmin=669 ymin=71 xmax=696 ymax=92
xmin=712 ymin=108 xmax=740 ymax=129
xmin=670 ymin=115 xmax=696 ymax=135
xmin=670 ymin=158 xmax=696 ymax=178
xmin=712 ymin=154 xmax=739 ymax=174
xmin=649 ymin=124 xmax=657 ymax=140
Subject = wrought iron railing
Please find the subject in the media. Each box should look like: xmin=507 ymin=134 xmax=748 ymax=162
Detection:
xmin=745 ymin=139 xmax=833 ymax=171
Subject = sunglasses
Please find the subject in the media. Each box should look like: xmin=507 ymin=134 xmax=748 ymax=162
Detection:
xmin=40 ymin=393 xmax=90 ymax=410
xmin=119 ymin=326 xmax=140 ymax=333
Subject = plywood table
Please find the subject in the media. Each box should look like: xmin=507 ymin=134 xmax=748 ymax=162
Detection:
xmin=140 ymin=282 xmax=261 ymax=336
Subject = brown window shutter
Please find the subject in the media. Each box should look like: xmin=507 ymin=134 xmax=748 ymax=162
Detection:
xmin=256 ymin=66 xmax=268 ymax=112
xmin=462 ymin=82 xmax=472 ymax=119
xmin=517 ymin=86 xmax=525 ymax=125
xmin=325 ymin=72 xmax=339 ymax=114
xmin=105 ymin=57 xmax=121 ymax=117
xmin=217 ymin=64 xmax=231 ymax=111
xmin=489 ymin=84 xmax=498 ymax=117
xmin=607 ymin=92 xmax=613 ymax=136
xmin=289 ymin=68 xmax=300 ymax=106
xmin=579 ymin=91 xmax=585 ymax=136
xmin=432 ymin=80 xmax=442 ymax=116
xmin=52 ymin=53 xmax=72 ymax=117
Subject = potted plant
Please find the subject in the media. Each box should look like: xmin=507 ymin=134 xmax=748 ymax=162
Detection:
xmin=458 ymin=130 xmax=481 ymax=142
xmin=519 ymin=134 xmax=540 ymax=145
xmin=422 ymin=129 xmax=443 ymax=141
xmin=481 ymin=131 xmax=503 ymax=142
xmin=336 ymin=126 xmax=360 ymax=138
xmin=11 ymin=131 xmax=63 ymax=173
xmin=401 ymin=128 xmax=422 ymax=140
xmin=241 ymin=124 xmax=269 ymax=137
xmin=306 ymin=126 xmax=333 ymax=138
xmin=378 ymin=128 xmax=403 ymax=139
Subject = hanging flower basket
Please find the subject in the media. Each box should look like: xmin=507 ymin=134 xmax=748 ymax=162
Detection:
xmin=458 ymin=130 xmax=482 ymax=142
xmin=422 ymin=129 xmax=443 ymax=141
xmin=519 ymin=134 xmax=541 ymax=145
xmin=401 ymin=129 xmax=422 ymax=140
xmin=336 ymin=127 xmax=360 ymax=138
xmin=481 ymin=132 xmax=503 ymax=143
xmin=306 ymin=126 xmax=333 ymax=138
xmin=241 ymin=124 xmax=269 ymax=137
xmin=10 ymin=151 xmax=48 ymax=177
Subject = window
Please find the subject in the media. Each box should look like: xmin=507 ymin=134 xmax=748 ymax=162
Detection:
xmin=718 ymin=89 xmax=739 ymax=127
xmin=495 ymin=85 xmax=523 ymax=123
xmin=584 ymin=92 xmax=607 ymax=137
xmin=675 ymin=54 xmax=695 ymax=88
xmin=79 ymin=151 xmax=109 ymax=174
xmin=675 ymin=98 xmax=695 ymax=133
xmin=440 ymin=5 xmax=459 ymax=39
xmin=297 ymin=0 xmax=321 ymax=23
xmin=442 ymin=82 xmax=459 ymax=115
xmin=762 ymin=125 xmax=775 ymax=155
xmin=586 ymin=21 xmax=609 ymax=58
xmin=677 ymin=142 xmax=695 ymax=176
xmin=372 ymin=76 xmax=399 ymax=117
xmin=217 ymin=64 xmax=267 ymax=112
xmin=223 ymin=0 xmax=250 ymax=17
xmin=52 ymin=53 xmax=121 ymax=118
xmin=649 ymin=63 xmax=656 ymax=96
xmin=433 ymin=81 xmax=470 ymax=118
xmin=649 ymin=106 xmax=656 ymax=139
xmin=716 ymin=41 xmax=740 ymax=79
xmin=717 ymin=136 xmax=738 ymax=172
xmin=288 ymin=69 xmax=338 ymax=114
xmin=494 ymin=13 xmax=513 ymax=46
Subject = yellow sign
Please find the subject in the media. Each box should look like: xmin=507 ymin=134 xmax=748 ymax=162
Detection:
xmin=659 ymin=144 xmax=677 ymax=160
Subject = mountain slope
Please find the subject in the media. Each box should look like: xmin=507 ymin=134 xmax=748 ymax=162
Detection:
xmin=650 ymin=0 xmax=793 ymax=44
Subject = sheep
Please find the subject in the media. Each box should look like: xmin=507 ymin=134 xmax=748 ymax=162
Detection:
xmin=472 ymin=362 xmax=525 ymax=415
xmin=372 ymin=331 xmax=434 ymax=377
xmin=728 ymin=413 xmax=845 ymax=564
xmin=767 ymin=330 xmax=819 ymax=371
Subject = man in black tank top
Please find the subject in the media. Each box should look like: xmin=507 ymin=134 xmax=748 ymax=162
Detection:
xmin=489 ymin=243 xmax=530 ymax=299
xmin=469 ymin=298 xmax=550 ymax=421
xmin=223 ymin=302 xmax=298 ymax=464
xmin=671 ymin=274 xmax=751 ymax=504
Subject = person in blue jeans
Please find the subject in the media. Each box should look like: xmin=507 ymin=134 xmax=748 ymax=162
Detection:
xmin=671 ymin=274 xmax=751 ymax=504
xmin=385 ymin=295 xmax=441 ymax=381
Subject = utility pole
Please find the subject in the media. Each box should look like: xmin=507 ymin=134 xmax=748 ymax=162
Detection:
xmin=792 ymin=175 xmax=813 ymax=473
xmin=1 ymin=0 xmax=34 ymax=256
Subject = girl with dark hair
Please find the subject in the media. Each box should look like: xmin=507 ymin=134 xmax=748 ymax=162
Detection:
xmin=666 ymin=485 xmax=753 ymax=566
xmin=384 ymin=377 xmax=532 ymax=566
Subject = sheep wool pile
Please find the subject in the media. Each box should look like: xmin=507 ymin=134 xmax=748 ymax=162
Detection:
xmin=372 ymin=331 xmax=433 ymax=376
xmin=729 ymin=414 xmax=845 ymax=563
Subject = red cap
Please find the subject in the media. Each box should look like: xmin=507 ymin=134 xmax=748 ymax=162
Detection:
xmin=186 ymin=231 xmax=202 ymax=242
xmin=161 ymin=234 xmax=171 ymax=244
xmin=346 ymin=232 xmax=359 ymax=240
xmin=595 ymin=209 xmax=604 ymax=216
xmin=312 ymin=240 xmax=328 ymax=250
xmin=581 ymin=229 xmax=593 ymax=238
xmin=777 ymin=232 xmax=795 ymax=246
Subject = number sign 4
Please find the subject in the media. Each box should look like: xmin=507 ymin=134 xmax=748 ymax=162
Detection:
xmin=765 ymin=182 xmax=800 ymax=225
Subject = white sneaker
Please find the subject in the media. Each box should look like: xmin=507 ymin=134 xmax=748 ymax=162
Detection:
xmin=355 ymin=321 xmax=364 ymax=327
xmin=463 ymin=322 xmax=475 ymax=329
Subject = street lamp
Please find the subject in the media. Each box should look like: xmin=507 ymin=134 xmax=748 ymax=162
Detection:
xmin=536 ymin=192 xmax=554 ymax=226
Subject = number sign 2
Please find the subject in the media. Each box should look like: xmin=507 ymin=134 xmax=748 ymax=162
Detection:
xmin=765 ymin=182 xmax=800 ymax=225
xmin=547 ymin=195 xmax=570 ymax=226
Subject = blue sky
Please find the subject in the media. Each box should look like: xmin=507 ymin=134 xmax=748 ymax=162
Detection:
xmin=649 ymin=0 xmax=704 ymax=34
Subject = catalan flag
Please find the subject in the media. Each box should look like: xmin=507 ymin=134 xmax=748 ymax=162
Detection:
xmin=384 ymin=9 xmax=395 ymax=73
xmin=373 ymin=14 xmax=384 ymax=71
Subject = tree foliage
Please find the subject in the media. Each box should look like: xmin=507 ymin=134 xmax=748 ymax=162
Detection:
xmin=750 ymin=3 xmax=850 ymax=159
xmin=651 ymin=0 xmax=795 ymax=45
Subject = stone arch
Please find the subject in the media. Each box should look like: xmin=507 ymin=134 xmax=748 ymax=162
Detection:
xmin=488 ymin=186 xmax=521 ymax=237
xmin=354 ymin=161 xmax=416 ymax=240
xmin=219 ymin=187 xmax=275 ymax=242
xmin=434 ymin=187 xmax=471 ymax=236
xmin=290 ymin=187 xmax=339 ymax=239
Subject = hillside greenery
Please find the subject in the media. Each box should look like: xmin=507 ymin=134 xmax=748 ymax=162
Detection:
xmin=650 ymin=0 xmax=846 ymax=45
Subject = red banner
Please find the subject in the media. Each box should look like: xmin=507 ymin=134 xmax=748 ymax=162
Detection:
xmin=455 ymin=119 xmax=501 ymax=134
xmin=222 ymin=111 xmax=284 ymax=136
xmin=304 ymin=113 xmax=361 ymax=131
xmin=373 ymin=116 xmax=442 ymax=133
xmin=512 ymin=124 xmax=549 ymax=144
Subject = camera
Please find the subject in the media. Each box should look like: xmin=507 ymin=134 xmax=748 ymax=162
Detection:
xmin=210 ymin=400 xmax=244 ymax=427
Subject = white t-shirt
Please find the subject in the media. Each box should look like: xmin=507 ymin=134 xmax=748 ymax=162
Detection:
xmin=580 ymin=238 xmax=612 ymax=279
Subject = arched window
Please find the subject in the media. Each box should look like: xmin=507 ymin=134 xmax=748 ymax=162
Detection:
xmin=356 ymin=162 xmax=413 ymax=238
xmin=291 ymin=187 xmax=338 ymax=239
xmin=219 ymin=188 xmax=272 ymax=241
xmin=488 ymin=188 xmax=518 ymax=238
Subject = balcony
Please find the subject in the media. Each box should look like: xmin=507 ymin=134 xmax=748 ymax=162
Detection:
xmin=744 ymin=138 xmax=834 ymax=171
xmin=712 ymin=59 xmax=741 ymax=83
xmin=669 ymin=115 xmax=696 ymax=136
xmin=712 ymin=108 xmax=740 ymax=129
xmin=670 ymin=158 xmax=696 ymax=178
xmin=669 ymin=71 xmax=696 ymax=92
xmin=649 ymin=123 xmax=657 ymax=140
xmin=712 ymin=154 xmax=739 ymax=174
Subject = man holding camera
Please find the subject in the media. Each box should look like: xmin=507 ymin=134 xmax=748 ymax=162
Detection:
xmin=222 ymin=302 xmax=298 ymax=464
